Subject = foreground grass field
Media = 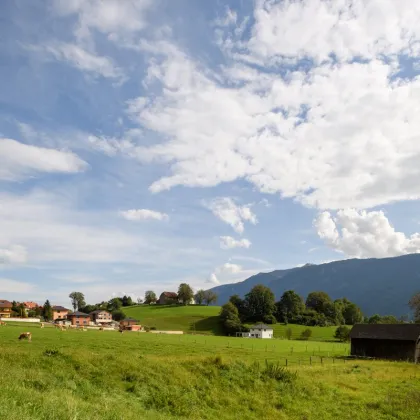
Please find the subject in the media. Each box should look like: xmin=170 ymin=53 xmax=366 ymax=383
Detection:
xmin=1 ymin=324 xmax=419 ymax=420
xmin=123 ymin=304 xmax=338 ymax=340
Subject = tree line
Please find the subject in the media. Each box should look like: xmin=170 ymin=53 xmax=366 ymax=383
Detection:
xmin=143 ymin=285 xmax=218 ymax=306
xmin=220 ymin=284 xmax=420 ymax=335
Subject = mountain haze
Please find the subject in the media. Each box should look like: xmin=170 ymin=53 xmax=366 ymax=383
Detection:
xmin=209 ymin=254 xmax=420 ymax=317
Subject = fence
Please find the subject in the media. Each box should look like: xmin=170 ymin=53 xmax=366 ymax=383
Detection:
xmin=0 ymin=317 xmax=40 ymax=323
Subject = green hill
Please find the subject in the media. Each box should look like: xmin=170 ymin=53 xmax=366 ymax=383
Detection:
xmin=123 ymin=304 xmax=223 ymax=335
xmin=123 ymin=305 xmax=338 ymax=340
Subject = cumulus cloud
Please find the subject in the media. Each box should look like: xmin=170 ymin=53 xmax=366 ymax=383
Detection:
xmin=126 ymin=1 xmax=420 ymax=210
xmin=0 ymin=138 xmax=87 ymax=181
xmin=207 ymin=263 xmax=242 ymax=285
xmin=120 ymin=209 xmax=169 ymax=221
xmin=220 ymin=236 xmax=251 ymax=249
xmin=205 ymin=198 xmax=257 ymax=233
xmin=314 ymin=209 xmax=420 ymax=258
xmin=0 ymin=245 xmax=27 ymax=265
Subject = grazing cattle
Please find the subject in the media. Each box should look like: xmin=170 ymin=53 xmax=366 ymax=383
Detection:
xmin=119 ymin=328 xmax=124 ymax=334
xmin=18 ymin=332 xmax=32 ymax=341
xmin=40 ymin=323 xmax=44 ymax=328
xmin=0 ymin=321 xmax=6 ymax=327
xmin=99 ymin=327 xmax=104 ymax=331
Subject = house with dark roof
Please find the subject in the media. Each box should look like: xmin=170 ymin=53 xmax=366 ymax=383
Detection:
xmin=0 ymin=300 xmax=13 ymax=318
xmin=67 ymin=311 xmax=90 ymax=326
xmin=120 ymin=317 xmax=141 ymax=331
xmin=157 ymin=292 xmax=178 ymax=305
xmin=350 ymin=324 xmax=420 ymax=362
xmin=52 ymin=305 xmax=69 ymax=321
xmin=90 ymin=310 xmax=112 ymax=324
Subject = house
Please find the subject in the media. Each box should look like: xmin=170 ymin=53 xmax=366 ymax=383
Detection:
xmin=236 ymin=324 xmax=274 ymax=339
xmin=157 ymin=292 xmax=178 ymax=305
xmin=90 ymin=310 xmax=112 ymax=324
xmin=120 ymin=317 xmax=141 ymax=331
xmin=23 ymin=301 xmax=38 ymax=311
xmin=52 ymin=306 xmax=69 ymax=321
xmin=0 ymin=300 xmax=13 ymax=318
xmin=350 ymin=324 xmax=420 ymax=362
xmin=67 ymin=311 xmax=90 ymax=326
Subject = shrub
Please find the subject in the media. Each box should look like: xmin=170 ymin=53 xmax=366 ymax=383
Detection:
xmin=144 ymin=326 xmax=151 ymax=332
xmin=262 ymin=361 xmax=297 ymax=383
xmin=286 ymin=327 xmax=293 ymax=340
xmin=334 ymin=325 xmax=351 ymax=342
xmin=300 ymin=328 xmax=312 ymax=340
xmin=263 ymin=314 xmax=277 ymax=324
xmin=150 ymin=326 xmax=157 ymax=331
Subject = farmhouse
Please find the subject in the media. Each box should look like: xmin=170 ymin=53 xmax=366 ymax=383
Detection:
xmin=157 ymin=292 xmax=178 ymax=305
xmin=120 ymin=317 xmax=141 ymax=331
xmin=237 ymin=324 xmax=274 ymax=339
xmin=350 ymin=324 xmax=420 ymax=362
xmin=67 ymin=311 xmax=90 ymax=326
xmin=52 ymin=305 xmax=69 ymax=321
xmin=90 ymin=310 xmax=112 ymax=325
xmin=0 ymin=300 xmax=12 ymax=318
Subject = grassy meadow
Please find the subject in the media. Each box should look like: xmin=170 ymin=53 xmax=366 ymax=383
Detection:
xmin=1 ymin=322 xmax=419 ymax=420
xmin=123 ymin=304 xmax=338 ymax=340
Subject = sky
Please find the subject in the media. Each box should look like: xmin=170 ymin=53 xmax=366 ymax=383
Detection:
xmin=2 ymin=0 xmax=420 ymax=307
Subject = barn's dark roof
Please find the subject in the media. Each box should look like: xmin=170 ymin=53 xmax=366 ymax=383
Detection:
xmin=251 ymin=324 xmax=272 ymax=330
xmin=52 ymin=306 xmax=68 ymax=311
xmin=160 ymin=292 xmax=178 ymax=298
xmin=121 ymin=317 xmax=138 ymax=322
xmin=350 ymin=324 xmax=420 ymax=341
xmin=0 ymin=300 xmax=12 ymax=308
xmin=90 ymin=310 xmax=110 ymax=314
xmin=68 ymin=311 xmax=89 ymax=317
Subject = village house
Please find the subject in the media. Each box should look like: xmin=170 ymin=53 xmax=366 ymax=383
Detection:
xmin=119 ymin=317 xmax=141 ymax=331
xmin=350 ymin=324 xmax=420 ymax=362
xmin=67 ymin=311 xmax=90 ymax=326
xmin=23 ymin=301 xmax=38 ymax=313
xmin=157 ymin=292 xmax=178 ymax=305
xmin=52 ymin=305 xmax=69 ymax=321
xmin=90 ymin=310 xmax=112 ymax=325
xmin=0 ymin=300 xmax=12 ymax=318
xmin=236 ymin=324 xmax=274 ymax=339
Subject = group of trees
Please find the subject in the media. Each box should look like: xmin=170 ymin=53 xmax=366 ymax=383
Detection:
xmin=143 ymin=285 xmax=218 ymax=306
xmin=219 ymin=284 xmax=365 ymax=333
xmin=276 ymin=291 xmax=363 ymax=327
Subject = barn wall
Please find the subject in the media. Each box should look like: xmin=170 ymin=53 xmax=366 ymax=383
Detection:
xmin=351 ymin=338 xmax=416 ymax=361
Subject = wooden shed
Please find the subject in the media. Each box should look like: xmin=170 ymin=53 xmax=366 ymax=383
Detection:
xmin=350 ymin=324 xmax=420 ymax=362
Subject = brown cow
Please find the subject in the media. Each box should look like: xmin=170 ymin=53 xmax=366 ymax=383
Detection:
xmin=0 ymin=321 xmax=6 ymax=327
xmin=99 ymin=327 xmax=104 ymax=331
xmin=40 ymin=323 xmax=44 ymax=328
xmin=119 ymin=328 xmax=124 ymax=334
xmin=18 ymin=332 xmax=32 ymax=341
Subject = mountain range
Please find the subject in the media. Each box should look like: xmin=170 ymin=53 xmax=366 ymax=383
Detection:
xmin=208 ymin=254 xmax=420 ymax=317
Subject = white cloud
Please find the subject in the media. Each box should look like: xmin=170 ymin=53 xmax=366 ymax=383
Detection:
xmin=205 ymin=198 xmax=257 ymax=233
xmin=120 ymin=209 xmax=169 ymax=222
xmin=217 ymin=263 xmax=242 ymax=274
xmin=315 ymin=209 xmax=420 ymax=258
xmin=220 ymin=236 xmax=251 ymax=249
xmin=207 ymin=273 xmax=220 ymax=285
xmin=0 ymin=278 xmax=34 ymax=293
xmin=37 ymin=43 xmax=124 ymax=80
xmin=0 ymin=138 xmax=87 ymax=181
xmin=0 ymin=245 xmax=27 ymax=265
xmin=126 ymin=1 xmax=420 ymax=210
xmin=52 ymin=0 xmax=152 ymax=43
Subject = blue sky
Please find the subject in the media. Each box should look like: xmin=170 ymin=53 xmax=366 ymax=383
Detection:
xmin=2 ymin=0 xmax=420 ymax=307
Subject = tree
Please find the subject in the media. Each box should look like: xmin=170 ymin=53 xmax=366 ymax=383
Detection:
xmin=195 ymin=289 xmax=205 ymax=305
xmin=111 ymin=310 xmax=125 ymax=321
xmin=203 ymin=290 xmax=218 ymax=306
xmin=323 ymin=302 xmax=344 ymax=325
xmin=137 ymin=297 xmax=143 ymax=305
xmin=275 ymin=290 xmax=305 ymax=323
xmin=144 ymin=291 xmax=157 ymax=305
xmin=305 ymin=291 xmax=332 ymax=314
xmin=342 ymin=302 xmax=363 ymax=325
xmin=42 ymin=300 xmax=53 ymax=321
xmin=229 ymin=295 xmax=247 ymax=321
xmin=244 ymin=284 xmax=276 ymax=322
xmin=178 ymin=283 xmax=194 ymax=305
xmin=334 ymin=326 xmax=351 ymax=342
xmin=285 ymin=327 xmax=293 ymax=340
xmin=69 ymin=292 xmax=86 ymax=311
xmin=219 ymin=302 xmax=242 ymax=334
xmin=107 ymin=297 xmax=123 ymax=312
xmin=18 ymin=303 xmax=27 ymax=318
xmin=368 ymin=314 xmax=381 ymax=324
xmin=79 ymin=304 xmax=98 ymax=314
xmin=409 ymin=292 xmax=420 ymax=323
xmin=122 ymin=295 xmax=133 ymax=307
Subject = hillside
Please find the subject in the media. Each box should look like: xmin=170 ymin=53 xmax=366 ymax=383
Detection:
xmin=123 ymin=304 xmax=223 ymax=335
xmin=209 ymin=253 xmax=420 ymax=316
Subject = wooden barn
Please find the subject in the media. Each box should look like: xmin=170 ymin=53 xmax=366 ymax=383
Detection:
xmin=350 ymin=324 xmax=420 ymax=362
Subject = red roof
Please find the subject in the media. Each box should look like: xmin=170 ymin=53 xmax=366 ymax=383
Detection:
xmin=24 ymin=301 xmax=38 ymax=309
xmin=161 ymin=292 xmax=178 ymax=298
xmin=0 ymin=300 xmax=12 ymax=308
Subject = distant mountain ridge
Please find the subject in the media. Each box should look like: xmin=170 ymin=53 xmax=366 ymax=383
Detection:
xmin=208 ymin=254 xmax=420 ymax=317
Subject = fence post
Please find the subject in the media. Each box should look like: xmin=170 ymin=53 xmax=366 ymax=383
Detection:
xmin=228 ymin=341 xmax=230 ymax=348
xmin=321 ymin=357 xmax=323 ymax=365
